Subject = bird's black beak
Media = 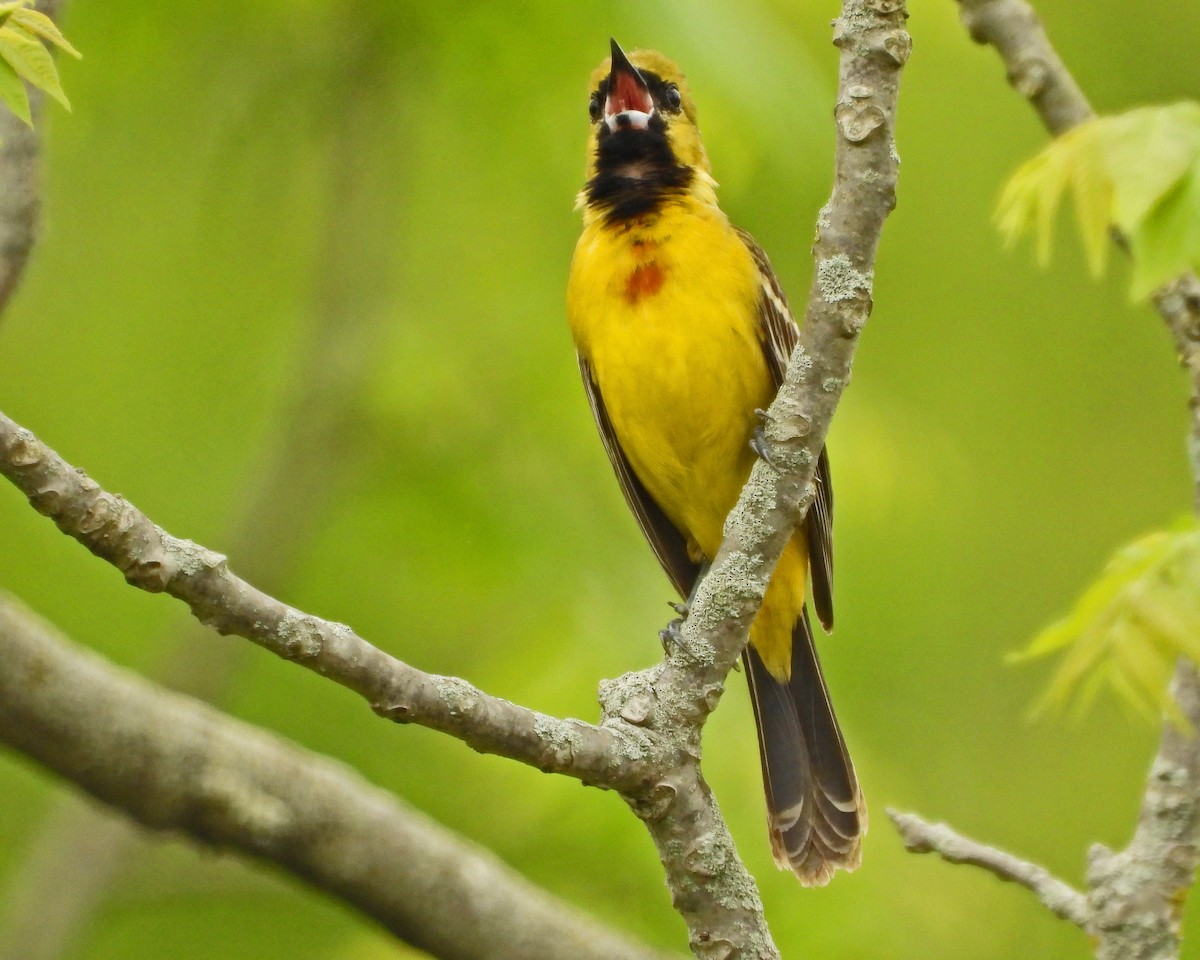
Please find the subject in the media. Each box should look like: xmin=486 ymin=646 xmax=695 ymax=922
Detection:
xmin=605 ymin=39 xmax=653 ymax=132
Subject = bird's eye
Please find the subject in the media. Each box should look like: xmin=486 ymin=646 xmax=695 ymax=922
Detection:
xmin=663 ymin=84 xmax=683 ymax=112
xmin=588 ymin=93 xmax=602 ymax=121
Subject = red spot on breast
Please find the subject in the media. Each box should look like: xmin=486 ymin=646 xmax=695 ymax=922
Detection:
xmin=625 ymin=262 xmax=664 ymax=303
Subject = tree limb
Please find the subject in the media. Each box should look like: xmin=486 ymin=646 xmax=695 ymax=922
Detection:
xmin=884 ymin=5 xmax=1200 ymax=959
xmin=1086 ymin=661 xmax=1200 ymax=960
xmin=0 ymin=409 xmax=638 ymax=788
xmin=0 ymin=591 xmax=676 ymax=960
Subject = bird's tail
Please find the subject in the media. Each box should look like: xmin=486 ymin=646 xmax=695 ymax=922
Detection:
xmin=744 ymin=609 xmax=866 ymax=886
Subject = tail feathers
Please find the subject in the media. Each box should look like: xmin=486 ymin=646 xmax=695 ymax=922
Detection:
xmin=744 ymin=610 xmax=865 ymax=886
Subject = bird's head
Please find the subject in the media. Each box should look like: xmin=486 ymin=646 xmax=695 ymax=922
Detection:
xmin=579 ymin=40 xmax=716 ymax=222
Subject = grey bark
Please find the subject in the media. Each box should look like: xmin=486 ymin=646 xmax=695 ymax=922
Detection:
xmin=0 ymin=592 xmax=675 ymax=960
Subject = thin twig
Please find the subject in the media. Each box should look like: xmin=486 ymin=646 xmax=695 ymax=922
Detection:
xmin=887 ymin=809 xmax=1088 ymax=926
xmin=957 ymin=0 xmax=1200 ymax=506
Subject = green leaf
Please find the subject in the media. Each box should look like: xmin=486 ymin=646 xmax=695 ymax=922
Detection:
xmin=1068 ymin=126 xmax=1112 ymax=278
xmin=996 ymin=139 xmax=1074 ymax=267
xmin=10 ymin=7 xmax=80 ymax=59
xmin=996 ymin=102 xmax=1200 ymax=301
xmin=0 ymin=2 xmax=26 ymax=30
xmin=0 ymin=52 xmax=30 ymax=125
xmin=1017 ymin=522 xmax=1200 ymax=723
xmin=1130 ymin=164 xmax=1200 ymax=300
xmin=1102 ymin=103 xmax=1200 ymax=230
xmin=0 ymin=22 xmax=68 ymax=109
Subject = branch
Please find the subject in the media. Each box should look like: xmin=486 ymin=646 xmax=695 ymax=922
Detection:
xmin=654 ymin=0 xmax=909 ymax=703
xmin=1086 ymin=661 xmax=1200 ymax=960
xmin=884 ymin=6 xmax=1200 ymax=959
xmin=887 ymin=809 xmax=1088 ymax=926
xmin=957 ymin=0 xmax=1092 ymax=131
xmin=0 ymin=410 xmax=637 ymax=789
xmin=0 ymin=592 xmax=675 ymax=960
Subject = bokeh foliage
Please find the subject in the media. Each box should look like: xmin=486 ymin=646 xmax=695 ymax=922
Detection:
xmin=0 ymin=1 xmax=1197 ymax=958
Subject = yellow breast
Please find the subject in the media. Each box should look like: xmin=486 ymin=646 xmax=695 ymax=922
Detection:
xmin=567 ymin=199 xmax=772 ymax=559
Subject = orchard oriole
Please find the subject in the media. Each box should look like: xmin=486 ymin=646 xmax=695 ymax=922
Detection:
xmin=567 ymin=40 xmax=865 ymax=885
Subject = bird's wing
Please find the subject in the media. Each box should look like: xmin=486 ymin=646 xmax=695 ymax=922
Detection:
xmin=577 ymin=354 xmax=703 ymax=599
xmin=736 ymin=227 xmax=835 ymax=631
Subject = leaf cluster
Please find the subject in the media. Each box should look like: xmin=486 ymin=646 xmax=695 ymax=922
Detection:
xmin=0 ymin=1 xmax=79 ymax=126
xmin=1015 ymin=521 xmax=1200 ymax=725
xmin=997 ymin=103 xmax=1200 ymax=300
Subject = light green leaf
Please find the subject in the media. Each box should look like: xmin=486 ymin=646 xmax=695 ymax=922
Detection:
xmin=10 ymin=7 xmax=80 ymax=59
xmin=0 ymin=22 xmax=68 ymax=109
xmin=1069 ymin=127 xmax=1112 ymax=278
xmin=0 ymin=53 xmax=29 ymax=125
xmin=1130 ymin=165 xmax=1200 ymax=301
xmin=1018 ymin=521 xmax=1200 ymax=723
xmin=0 ymin=2 xmax=25 ymax=29
xmin=1103 ymin=103 xmax=1200 ymax=230
xmin=996 ymin=102 xmax=1200 ymax=301
xmin=996 ymin=141 xmax=1073 ymax=267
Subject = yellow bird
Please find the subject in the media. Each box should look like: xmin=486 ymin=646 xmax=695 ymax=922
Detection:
xmin=567 ymin=40 xmax=865 ymax=885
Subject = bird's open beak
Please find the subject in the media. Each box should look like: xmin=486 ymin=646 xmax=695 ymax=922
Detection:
xmin=605 ymin=39 xmax=653 ymax=132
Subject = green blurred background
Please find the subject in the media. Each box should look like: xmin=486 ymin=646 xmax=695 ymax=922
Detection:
xmin=1 ymin=0 xmax=1197 ymax=957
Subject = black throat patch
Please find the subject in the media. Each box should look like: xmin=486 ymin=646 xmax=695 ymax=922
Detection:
xmin=584 ymin=73 xmax=693 ymax=222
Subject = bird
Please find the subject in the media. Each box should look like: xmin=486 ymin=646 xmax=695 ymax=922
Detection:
xmin=566 ymin=40 xmax=865 ymax=885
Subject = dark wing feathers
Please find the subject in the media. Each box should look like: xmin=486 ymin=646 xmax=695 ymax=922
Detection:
xmin=578 ymin=354 xmax=702 ymax=599
xmin=736 ymin=227 xmax=835 ymax=631
xmin=808 ymin=449 xmax=834 ymax=630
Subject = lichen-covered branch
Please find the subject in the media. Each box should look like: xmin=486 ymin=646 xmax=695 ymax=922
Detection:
xmin=888 ymin=809 xmax=1088 ymax=926
xmin=0 ymin=592 xmax=673 ymax=960
xmin=651 ymin=0 xmax=909 ymax=706
xmin=883 ymin=5 xmax=1200 ymax=959
xmin=0 ymin=411 xmax=640 ymax=792
xmin=1086 ymin=661 xmax=1200 ymax=960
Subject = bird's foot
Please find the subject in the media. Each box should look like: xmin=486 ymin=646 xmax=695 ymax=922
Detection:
xmin=750 ymin=408 xmax=781 ymax=470
xmin=659 ymin=603 xmax=694 ymax=658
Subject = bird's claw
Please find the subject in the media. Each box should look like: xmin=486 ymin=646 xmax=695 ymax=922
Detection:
xmin=659 ymin=616 xmax=695 ymax=659
xmin=750 ymin=423 xmax=780 ymax=469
